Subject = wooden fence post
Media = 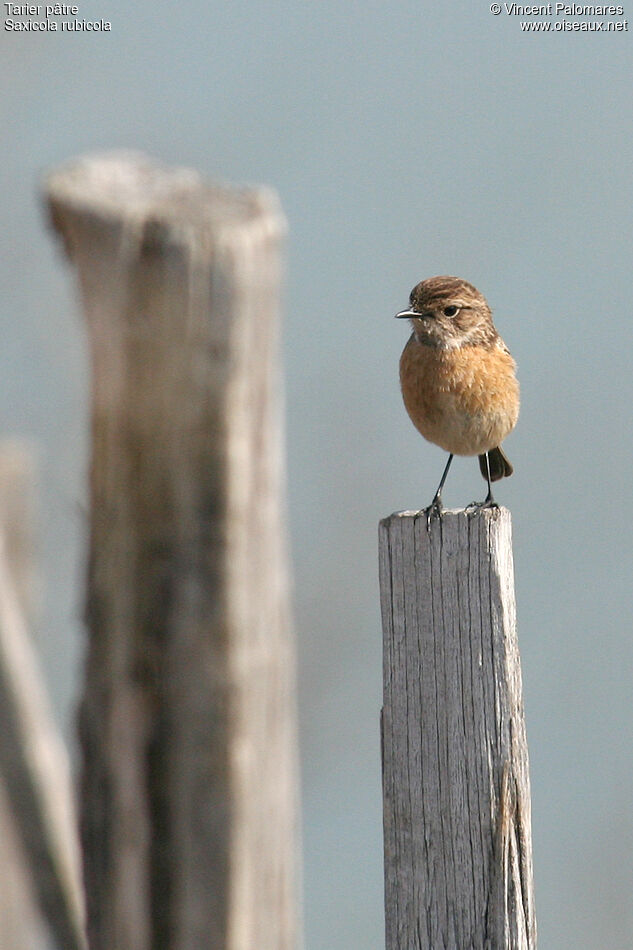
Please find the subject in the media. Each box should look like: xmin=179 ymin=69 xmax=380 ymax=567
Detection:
xmin=44 ymin=152 xmax=300 ymax=950
xmin=0 ymin=442 xmax=85 ymax=950
xmin=379 ymin=507 xmax=536 ymax=950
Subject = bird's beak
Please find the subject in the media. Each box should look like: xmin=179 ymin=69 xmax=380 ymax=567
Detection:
xmin=395 ymin=309 xmax=416 ymax=319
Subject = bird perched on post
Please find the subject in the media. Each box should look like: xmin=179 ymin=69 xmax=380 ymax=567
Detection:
xmin=396 ymin=275 xmax=519 ymax=517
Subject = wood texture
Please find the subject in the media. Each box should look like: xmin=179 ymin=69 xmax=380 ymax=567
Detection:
xmin=0 ymin=443 xmax=85 ymax=950
xmin=0 ymin=779 xmax=49 ymax=950
xmin=379 ymin=507 xmax=536 ymax=950
xmin=45 ymin=152 xmax=300 ymax=950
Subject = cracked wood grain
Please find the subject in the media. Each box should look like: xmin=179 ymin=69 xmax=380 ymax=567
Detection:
xmin=379 ymin=507 xmax=536 ymax=950
xmin=45 ymin=152 xmax=300 ymax=950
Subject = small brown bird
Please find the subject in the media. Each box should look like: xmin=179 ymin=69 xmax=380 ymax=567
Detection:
xmin=396 ymin=275 xmax=519 ymax=515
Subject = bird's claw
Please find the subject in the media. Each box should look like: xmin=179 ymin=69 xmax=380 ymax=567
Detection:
xmin=466 ymin=496 xmax=499 ymax=513
xmin=418 ymin=495 xmax=443 ymax=531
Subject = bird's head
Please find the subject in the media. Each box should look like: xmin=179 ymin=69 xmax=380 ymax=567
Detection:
xmin=396 ymin=275 xmax=497 ymax=348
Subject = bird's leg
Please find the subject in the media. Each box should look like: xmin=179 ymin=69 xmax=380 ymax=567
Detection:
xmin=424 ymin=453 xmax=453 ymax=526
xmin=432 ymin=453 xmax=454 ymax=508
xmin=468 ymin=452 xmax=498 ymax=510
xmin=482 ymin=451 xmax=498 ymax=507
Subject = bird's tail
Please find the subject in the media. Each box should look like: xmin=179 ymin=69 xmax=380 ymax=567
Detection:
xmin=479 ymin=447 xmax=513 ymax=483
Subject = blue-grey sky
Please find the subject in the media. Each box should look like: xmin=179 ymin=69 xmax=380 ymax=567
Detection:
xmin=2 ymin=2 xmax=632 ymax=947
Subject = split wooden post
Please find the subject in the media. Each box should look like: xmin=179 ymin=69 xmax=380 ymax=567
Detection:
xmin=379 ymin=507 xmax=536 ymax=950
xmin=44 ymin=152 xmax=300 ymax=950
xmin=0 ymin=442 xmax=85 ymax=950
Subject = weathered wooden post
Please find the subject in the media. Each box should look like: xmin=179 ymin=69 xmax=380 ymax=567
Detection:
xmin=44 ymin=152 xmax=300 ymax=950
xmin=0 ymin=442 xmax=85 ymax=950
xmin=379 ymin=507 xmax=536 ymax=949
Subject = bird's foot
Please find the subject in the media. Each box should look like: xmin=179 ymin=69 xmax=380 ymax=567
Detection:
xmin=466 ymin=492 xmax=498 ymax=512
xmin=417 ymin=493 xmax=443 ymax=531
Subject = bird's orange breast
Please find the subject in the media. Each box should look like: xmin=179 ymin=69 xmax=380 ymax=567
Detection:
xmin=399 ymin=335 xmax=520 ymax=456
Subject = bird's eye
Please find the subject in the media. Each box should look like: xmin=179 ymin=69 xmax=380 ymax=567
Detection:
xmin=443 ymin=305 xmax=459 ymax=317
